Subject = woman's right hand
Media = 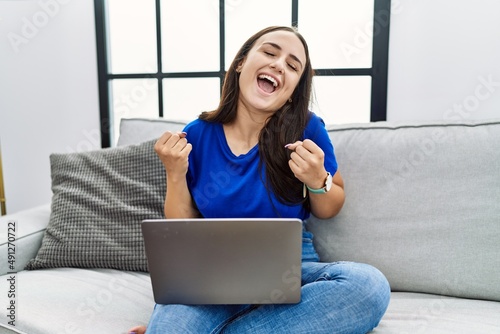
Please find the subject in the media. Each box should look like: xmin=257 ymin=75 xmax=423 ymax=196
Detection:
xmin=154 ymin=131 xmax=192 ymax=177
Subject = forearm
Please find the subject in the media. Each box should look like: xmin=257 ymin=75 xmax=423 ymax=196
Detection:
xmin=164 ymin=172 xmax=199 ymax=218
xmin=308 ymin=170 xmax=345 ymax=219
xmin=309 ymin=183 xmax=345 ymax=219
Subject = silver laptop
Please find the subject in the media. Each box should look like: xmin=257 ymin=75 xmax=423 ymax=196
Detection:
xmin=141 ymin=218 xmax=302 ymax=305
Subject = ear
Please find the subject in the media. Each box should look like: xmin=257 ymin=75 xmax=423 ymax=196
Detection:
xmin=236 ymin=59 xmax=246 ymax=73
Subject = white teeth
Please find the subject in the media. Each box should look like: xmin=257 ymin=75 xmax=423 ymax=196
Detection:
xmin=258 ymin=74 xmax=278 ymax=87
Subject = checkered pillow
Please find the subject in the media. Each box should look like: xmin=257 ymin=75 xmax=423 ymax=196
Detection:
xmin=25 ymin=140 xmax=165 ymax=271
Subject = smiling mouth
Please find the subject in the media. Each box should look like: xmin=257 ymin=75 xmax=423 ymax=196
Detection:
xmin=257 ymin=74 xmax=278 ymax=93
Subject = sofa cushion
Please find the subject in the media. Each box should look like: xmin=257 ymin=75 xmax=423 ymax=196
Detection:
xmin=307 ymin=119 xmax=500 ymax=302
xmin=25 ymin=140 xmax=165 ymax=271
xmin=374 ymin=292 xmax=500 ymax=333
xmin=117 ymin=118 xmax=187 ymax=147
xmin=0 ymin=269 xmax=154 ymax=334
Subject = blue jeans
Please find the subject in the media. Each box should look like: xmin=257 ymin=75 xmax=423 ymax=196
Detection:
xmin=146 ymin=231 xmax=390 ymax=334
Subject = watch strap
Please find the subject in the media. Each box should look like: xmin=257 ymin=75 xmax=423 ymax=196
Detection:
xmin=306 ymin=185 xmax=327 ymax=194
xmin=306 ymin=172 xmax=331 ymax=194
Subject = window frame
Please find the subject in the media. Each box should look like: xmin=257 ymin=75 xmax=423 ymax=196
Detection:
xmin=94 ymin=0 xmax=391 ymax=148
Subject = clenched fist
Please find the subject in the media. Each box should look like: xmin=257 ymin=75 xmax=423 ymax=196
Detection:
xmin=154 ymin=131 xmax=192 ymax=177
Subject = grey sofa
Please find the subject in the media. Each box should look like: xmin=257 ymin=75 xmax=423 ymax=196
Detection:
xmin=1 ymin=117 xmax=499 ymax=334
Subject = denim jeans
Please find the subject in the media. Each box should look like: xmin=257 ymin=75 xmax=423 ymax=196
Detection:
xmin=146 ymin=230 xmax=390 ymax=334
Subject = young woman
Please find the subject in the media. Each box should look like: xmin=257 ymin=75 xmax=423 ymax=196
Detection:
xmin=129 ymin=26 xmax=390 ymax=334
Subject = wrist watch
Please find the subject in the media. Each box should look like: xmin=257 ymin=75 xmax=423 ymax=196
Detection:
xmin=306 ymin=172 xmax=333 ymax=194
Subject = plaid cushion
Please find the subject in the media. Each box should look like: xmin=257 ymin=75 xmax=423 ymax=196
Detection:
xmin=25 ymin=140 xmax=165 ymax=271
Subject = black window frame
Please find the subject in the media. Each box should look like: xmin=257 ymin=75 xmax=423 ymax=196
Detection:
xmin=94 ymin=0 xmax=391 ymax=148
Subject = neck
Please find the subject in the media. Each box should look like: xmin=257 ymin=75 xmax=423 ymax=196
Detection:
xmin=223 ymin=104 xmax=269 ymax=156
xmin=232 ymin=100 xmax=272 ymax=138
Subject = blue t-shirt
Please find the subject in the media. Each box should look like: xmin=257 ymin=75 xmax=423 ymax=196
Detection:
xmin=183 ymin=112 xmax=337 ymax=221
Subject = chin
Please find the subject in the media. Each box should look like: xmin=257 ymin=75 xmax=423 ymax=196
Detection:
xmin=256 ymin=98 xmax=287 ymax=112
xmin=255 ymin=104 xmax=281 ymax=114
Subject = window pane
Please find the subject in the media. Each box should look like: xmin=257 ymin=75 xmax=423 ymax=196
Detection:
xmin=161 ymin=0 xmax=219 ymax=72
xmin=162 ymin=78 xmax=220 ymax=121
xmin=300 ymin=0 xmax=374 ymax=69
xmin=110 ymin=79 xmax=159 ymax=145
xmin=107 ymin=0 xmax=157 ymax=74
xmin=225 ymin=0 xmax=291 ymax=70
xmin=311 ymin=76 xmax=371 ymax=124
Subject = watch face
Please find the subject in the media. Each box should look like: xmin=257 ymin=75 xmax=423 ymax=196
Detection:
xmin=325 ymin=173 xmax=333 ymax=192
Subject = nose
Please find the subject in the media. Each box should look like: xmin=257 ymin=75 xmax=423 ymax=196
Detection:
xmin=270 ymin=59 xmax=284 ymax=74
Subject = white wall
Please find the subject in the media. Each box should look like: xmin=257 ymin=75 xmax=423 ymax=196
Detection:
xmin=0 ymin=0 xmax=100 ymax=214
xmin=387 ymin=0 xmax=500 ymax=122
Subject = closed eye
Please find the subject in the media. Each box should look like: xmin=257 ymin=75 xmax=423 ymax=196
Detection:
xmin=264 ymin=51 xmax=275 ymax=57
xmin=288 ymin=63 xmax=298 ymax=71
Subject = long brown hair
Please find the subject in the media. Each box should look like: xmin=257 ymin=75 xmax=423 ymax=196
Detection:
xmin=199 ymin=26 xmax=314 ymax=207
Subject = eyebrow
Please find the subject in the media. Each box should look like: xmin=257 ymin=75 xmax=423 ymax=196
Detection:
xmin=262 ymin=42 xmax=304 ymax=69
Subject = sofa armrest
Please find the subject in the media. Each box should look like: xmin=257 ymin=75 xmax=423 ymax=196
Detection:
xmin=0 ymin=204 xmax=51 ymax=275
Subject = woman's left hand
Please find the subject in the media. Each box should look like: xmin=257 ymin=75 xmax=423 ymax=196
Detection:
xmin=285 ymin=140 xmax=328 ymax=189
